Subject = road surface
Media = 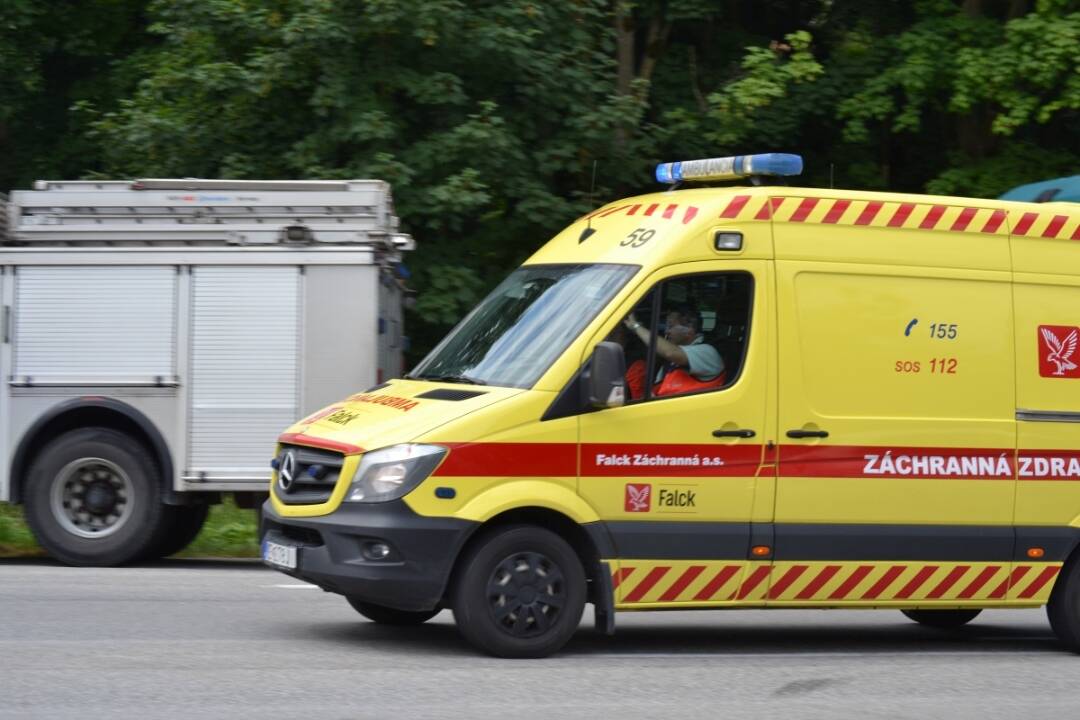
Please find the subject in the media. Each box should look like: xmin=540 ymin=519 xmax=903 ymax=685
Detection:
xmin=0 ymin=560 xmax=1074 ymax=719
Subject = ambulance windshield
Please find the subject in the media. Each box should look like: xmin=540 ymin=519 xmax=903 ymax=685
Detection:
xmin=409 ymin=263 xmax=638 ymax=389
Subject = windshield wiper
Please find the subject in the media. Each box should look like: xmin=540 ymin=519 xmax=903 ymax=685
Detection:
xmin=412 ymin=373 xmax=487 ymax=386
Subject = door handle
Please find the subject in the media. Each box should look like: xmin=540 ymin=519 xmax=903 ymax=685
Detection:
xmin=712 ymin=429 xmax=756 ymax=438
xmin=786 ymin=429 xmax=829 ymax=439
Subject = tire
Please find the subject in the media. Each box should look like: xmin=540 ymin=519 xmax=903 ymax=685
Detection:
xmin=23 ymin=427 xmax=169 ymax=567
xmin=152 ymin=503 xmax=210 ymax=559
xmin=451 ymin=525 xmax=586 ymax=658
xmin=901 ymin=608 xmax=982 ymax=628
xmin=1047 ymin=554 xmax=1080 ymax=653
xmin=346 ymin=597 xmax=440 ymax=626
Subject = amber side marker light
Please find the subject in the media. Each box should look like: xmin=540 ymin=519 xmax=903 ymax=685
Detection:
xmin=1027 ymin=547 xmax=1045 ymax=559
xmin=751 ymin=545 xmax=771 ymax=557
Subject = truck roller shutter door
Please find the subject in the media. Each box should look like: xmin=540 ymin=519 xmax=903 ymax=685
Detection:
xmin=14 ymin=266 xmax=176 ymax=384
xmin=188 ymin=267 xmax=299 ymax=480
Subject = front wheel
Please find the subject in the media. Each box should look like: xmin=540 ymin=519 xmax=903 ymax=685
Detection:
xmin=901 ymin=609 xmax=982 ymax=628
xmin=451 ymin=525 xmax=586 ymax=658
xmin=23 ymin=428 xmax=169 ymax=566
xmin=346 ymin=598 xmax=440 ymax=626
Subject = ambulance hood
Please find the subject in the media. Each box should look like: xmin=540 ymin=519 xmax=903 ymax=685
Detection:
xmin=279 ymin=379 xmax=522 ymax=454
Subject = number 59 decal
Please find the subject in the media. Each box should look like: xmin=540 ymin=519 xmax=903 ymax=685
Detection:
xmin=620 ymin=228 xmax=656 ymax=248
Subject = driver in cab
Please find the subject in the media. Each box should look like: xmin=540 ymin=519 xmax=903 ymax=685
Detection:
xmin=622 ymin=305 xmax=725 ymax=398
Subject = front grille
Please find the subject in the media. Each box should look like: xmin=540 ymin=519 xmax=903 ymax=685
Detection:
xmin=273 ymin=444 xmax=345 ymax=505
xmin=264 ymin=518 xmax=324 ymax=546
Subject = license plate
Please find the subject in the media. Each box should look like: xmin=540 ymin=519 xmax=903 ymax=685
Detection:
xmin=263 ymin=540 xmax=298 ymax=570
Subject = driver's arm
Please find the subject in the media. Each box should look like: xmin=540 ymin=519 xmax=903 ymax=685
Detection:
xmin=624 ymin=315 xmax=689 ymax=367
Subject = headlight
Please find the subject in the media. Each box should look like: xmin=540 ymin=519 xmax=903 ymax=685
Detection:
xmin=344 ymin=444 xmax=447 ymax=503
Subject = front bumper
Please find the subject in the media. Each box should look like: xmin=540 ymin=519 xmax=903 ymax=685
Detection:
xmin=261 ymin=499 xmax=477 ymax=612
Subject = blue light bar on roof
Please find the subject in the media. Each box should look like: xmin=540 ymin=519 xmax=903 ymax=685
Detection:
xmin=656 ymin=153 xmax=803 ymax=184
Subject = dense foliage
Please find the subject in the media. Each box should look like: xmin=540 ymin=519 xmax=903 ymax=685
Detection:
xmin=2 ymin=0 xmax=1077 ymax=358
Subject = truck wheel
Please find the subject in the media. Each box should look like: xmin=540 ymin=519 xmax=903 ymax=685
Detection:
xmin=346 ymin=597 xmax=440 ymax=626
xmin=1047 ymin=556 xmax=1080 ymax=653
xmin=901 ymin=609 xmax=982 ymax=628
xmin=23 ymin=428 xmax=168 ymax=566
xmin=451 ymin=525 xmax=586 ymax=658
xmin=153 ymin=504 xmax=210 ymax=559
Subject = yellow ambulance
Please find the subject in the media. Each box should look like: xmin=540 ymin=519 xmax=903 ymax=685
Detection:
xmin=261 ymin=154 xmax=1080 ymax=658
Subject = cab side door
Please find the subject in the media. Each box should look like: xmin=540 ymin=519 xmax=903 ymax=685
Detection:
xmin=577 ymin=260 xmax=776 ymax=608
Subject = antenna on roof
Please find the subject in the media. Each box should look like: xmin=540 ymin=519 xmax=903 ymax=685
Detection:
xmin=579 ymin=160 xmax=599 ymax=243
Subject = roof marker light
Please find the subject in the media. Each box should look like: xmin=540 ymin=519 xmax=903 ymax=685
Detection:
xmin=656 ymin=153 xmax=803 ymax=184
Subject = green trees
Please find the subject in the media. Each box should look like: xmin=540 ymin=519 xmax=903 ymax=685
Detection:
xmin=2 ymin=1 xmax=1077 ymax=356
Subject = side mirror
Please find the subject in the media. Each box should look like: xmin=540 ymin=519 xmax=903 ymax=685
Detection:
xmin=588 ymin=341 xmax=627 ymax=409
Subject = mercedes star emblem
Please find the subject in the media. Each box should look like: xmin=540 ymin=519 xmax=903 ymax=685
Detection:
xmin=278 ymin=451 xmax=297 ymax=492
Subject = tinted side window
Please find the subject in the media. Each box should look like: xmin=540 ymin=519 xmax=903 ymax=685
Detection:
xmin=606 ymin=272 xmax=754 ymax=401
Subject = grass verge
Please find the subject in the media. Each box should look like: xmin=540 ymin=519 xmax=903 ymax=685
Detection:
xmin=0 ymin=498 xmax=260 ymax=559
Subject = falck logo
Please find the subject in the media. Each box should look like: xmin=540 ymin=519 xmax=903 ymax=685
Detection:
xmin=1039 ymin=325 xmax=1080 ymax=378
xmin=625 ymin=483 xmax=651 ymax=513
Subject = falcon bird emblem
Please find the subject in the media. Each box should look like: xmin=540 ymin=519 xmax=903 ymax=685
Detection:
xmin=1042 ymin=327 xmax=1078 ymax=376
xmin=625 ymin=484 xmax=651 ymax=512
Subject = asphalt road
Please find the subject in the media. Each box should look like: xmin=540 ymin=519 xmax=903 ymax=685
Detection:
xmin=0 ymin=560 xmax=1075 ymax=719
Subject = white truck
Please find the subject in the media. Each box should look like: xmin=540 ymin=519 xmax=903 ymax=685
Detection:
xmin=0 ymin=179 xmax=413 ymax=565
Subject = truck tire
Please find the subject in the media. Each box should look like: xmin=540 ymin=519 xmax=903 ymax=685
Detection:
xmin=346 ymin=597 xmax=440 ymax=626
xmin=153 ymin=504 xmax=210 ymax=559
xmin=23 ymin=428 xmax=169 ymax=566
xmin=1047 ymin=556 xmax=1080 ymax=653
xmin=901 ymin=609 xmax=982 ymax=628
xmin=451 ymin=525 xmax=586 ymax=658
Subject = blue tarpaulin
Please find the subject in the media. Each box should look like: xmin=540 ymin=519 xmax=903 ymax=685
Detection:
xmin=999 ymin=175 xmax=1080 ymax=203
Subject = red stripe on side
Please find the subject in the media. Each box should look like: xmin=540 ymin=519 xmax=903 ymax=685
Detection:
xmin=957 ymin=566 xmax=1000 ymax=599
xmin=895 ymin=566 xmax=939 ymax=599
xmin=822 ymin=199 xmax=851 ymax=224
xmin=888 ymin=203 xmax=916 ymax=227
xmin=662 ymin=203 xmax=679 ymax=219
xmin=790 ymin=198 xmax=819 ymax=222
xmin=582 ymin=443 xmax=763 ymax=478
xmin=693 ymin=565 xmax=741 ymax=601
xmin=624 ymin=567 xmax=671 ymax=602
xmin=434 ymin=443 xmax=576 ymax=477
xmin=1042 ymin=215 xmax=1068 ymax=239
xmin=277 ymin=433 xmax=363 ymax=455
xmin=796 ymin=565 xmax=842 ymax=600
xmin=643 ymin=203 xmax=659 ymax=217
xmin=1073 ymin=224 xmax=1080 ymax=241
xmin=1013 ymin=212 xmax=1038 ymax=235
xmin=625 ymin=204 xmax=642 ymax=216
xmin=659 ymin=565 xmax=706 ymax=602
xmin=682 ymin=206 xmax=699 ymax=224
xmin=919 ymin=205 xmax=947 ymax=230
xmin=950 ymin=208 xmax=978 ymax=232
xmin=768 ymin=565 xmax=809 ymax=599
xmin=736 ymin=566 xmax=771 ymax=599
xmin=989 ymin=566 xmax=1030 ymax=599
xmin=829 ymin=565 xmax=874 ymax=600
xmin=754 ymin=198 xmax=784 ymax=221
xmin=719 ymin=195 xmax=750 ymax=219
xmin=926 ymin=566 xmax=970 ymax=599
xmin=611 ymin=567 xmax=634 ymax=590
xmin=1018 ymin=566 xmax=1061 ymax=599
xmin=981 ymin=209 xmax=1007 ymax=234
xmin=854 ymin=201 xmax=883 ymax=226
xmin=861 ymin=566 xmax=906 ymax=599
xmin=779 ymin=444 xmax=1014 ymax=480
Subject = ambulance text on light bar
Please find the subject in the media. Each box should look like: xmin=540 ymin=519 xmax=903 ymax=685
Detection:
xmin=656 ymin=153 xmax=803 ymax=184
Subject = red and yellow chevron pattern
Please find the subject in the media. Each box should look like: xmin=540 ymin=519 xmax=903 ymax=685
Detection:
xmin=611 ymin=560 xmax=1062 ymax=608
xmin=582 ymin=194 xmax=1079 ymax=241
